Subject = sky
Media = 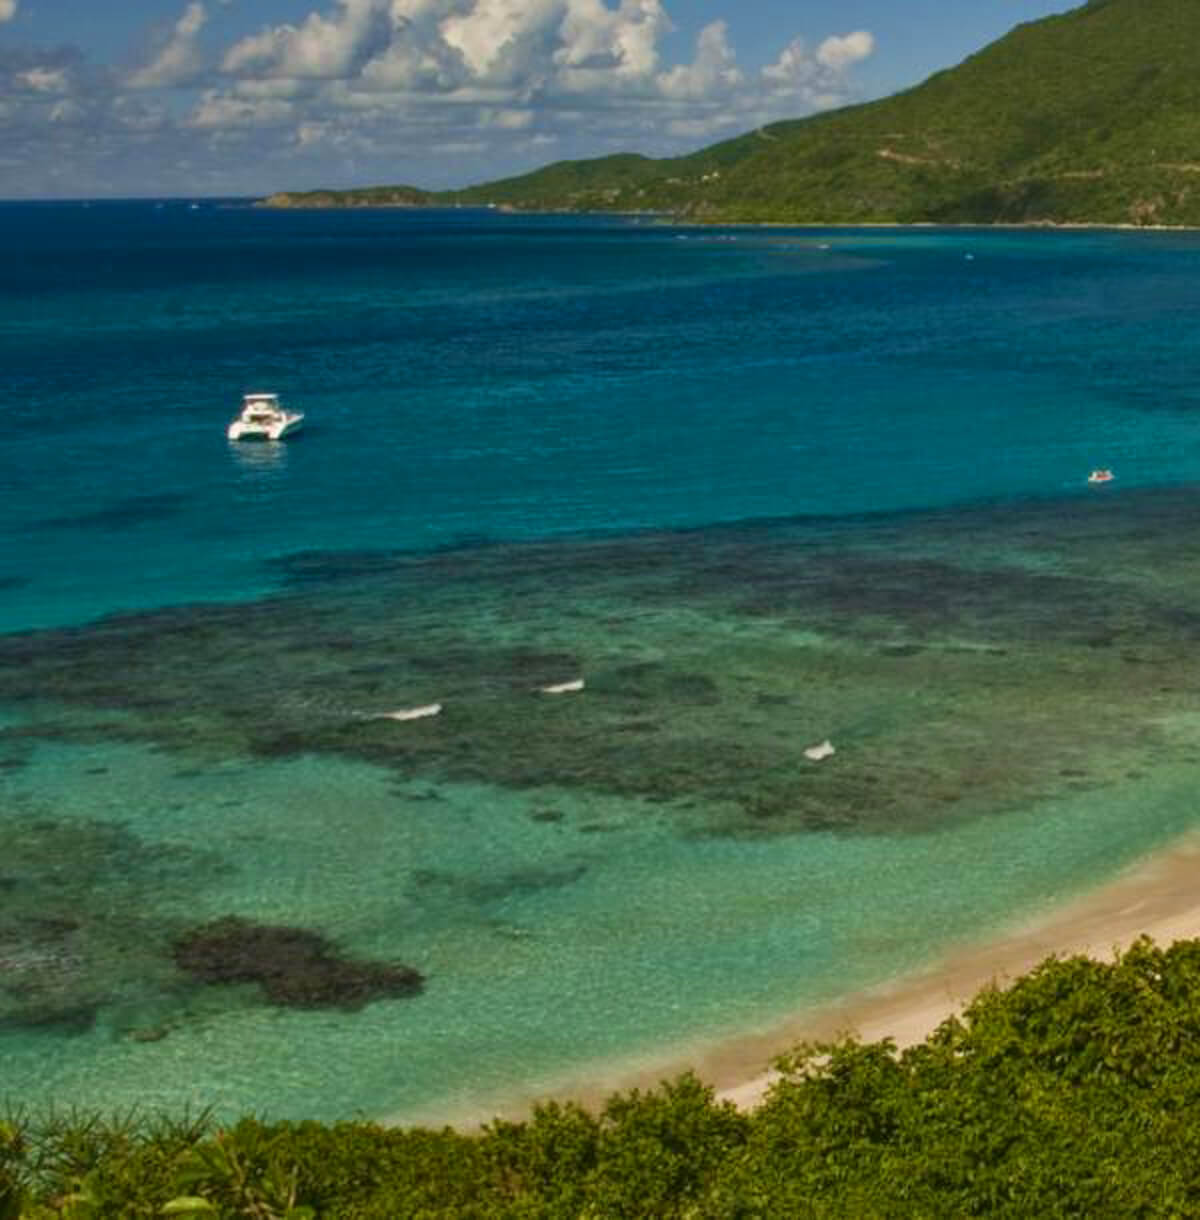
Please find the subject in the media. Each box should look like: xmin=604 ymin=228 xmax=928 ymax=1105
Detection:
xmin=0 ymin=1 xmax=1078 ymax=199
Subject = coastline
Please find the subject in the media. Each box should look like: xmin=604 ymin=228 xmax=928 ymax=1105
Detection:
xmin=250 ymin=197 xmax=1200 ymax=232
xmin=390 ymin=828 xmax=1200 ymax=1129
xmin=711 ymin=826 xmax=1200 ymax=1110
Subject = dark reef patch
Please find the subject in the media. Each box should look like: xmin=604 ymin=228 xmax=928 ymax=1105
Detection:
xmin=594 ymin=664 xmax=721 ymax=706
xmin=407 ymin=646 xmax=580 ymax=694
xmin=172 ymin=917 xmax=424 ymax=1010
xmin=265 ymin=549 xmax=409 ymax=588
xmin=529 ymin=808 xmax=565 ymax=823
xmin=33 ymin=492 xmax=188 ymax=533
xmin=410 ymin=863 xmax=587 ymax=906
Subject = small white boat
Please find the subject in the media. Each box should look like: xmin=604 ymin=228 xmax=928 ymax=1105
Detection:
xmin=539 ymin=678 xmax=585 ymax=695
xmin=227 ymin=392 xmax=304 ymax=441
xmin=1087 ymin=468 xmax=1114 ymax=485
xmin=374 ymin=703 xmax=442 ymax=722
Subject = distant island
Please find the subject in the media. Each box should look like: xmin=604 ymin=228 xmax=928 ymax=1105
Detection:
xmin=259 ymin=185 xmax=433 ymax=209
xmin=262 ymin=0 xmax=1200 ymax=227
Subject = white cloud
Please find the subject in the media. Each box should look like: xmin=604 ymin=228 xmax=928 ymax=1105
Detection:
xmin=816 ymin=31 xmax=874 ymax=71
xmin=357 ymin=5 xmax=471 ymax=95
xmin=0 ymin=3 xmax=879 ymax=198
xmin=666 ymin=112 xmax=742 ymax=140
xmin=433 ymin=138 xmax=488 ymax=156
xmin=210 ymin=1 xmax=872 ymax=122
xmin=224 ymin=0 xmax=391 ymax=78
xmin=0 ymin=1 xmax=16 ymax=25
xmin=186 ymin=89 xmax=294 ymax=127
xmin=128 ymin=3 xmax=210 ymax=89
xmin=762 ymin=29 xmax=874 ymax=101
xmin=294 ymin=119 xmax=333 ymax=147
xmin=234 ymin=77 xmax=310 ymax=100
xmin=656 ymin=21 xmax=740 ymax=101
xmin=555 ymin=0 xmax=668 ymax=87
xmin=288 ymin=117 xmax=383 ymax=156
xmin=112 ymin=95 xmax=170 ymax=132
xmin=762 ymin=39 xmax=813 ymax=90
xmin=440 ymin=0 xmax=558 ymax=80
xmin=357 ymin=43 xmax=465 ymax=92
xmin=18 ymin=67 xmax=69 ymax=93
xmin=480 ymin=106 xmax=533 ymax=129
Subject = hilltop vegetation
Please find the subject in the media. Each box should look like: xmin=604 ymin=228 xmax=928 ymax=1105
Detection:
xmin=267 ymin=0 xmax=1200 ymax=225
xmin=5 ymin=938 xmax=1200 ymax=1215
xmin=259 ymin=184 xmax=433 ymax=209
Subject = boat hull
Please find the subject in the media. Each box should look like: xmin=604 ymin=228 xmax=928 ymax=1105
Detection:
xmin=227 ymin=414 xmax=304 ymax=442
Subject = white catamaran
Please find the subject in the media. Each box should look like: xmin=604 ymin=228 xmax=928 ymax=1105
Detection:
xmin=227 ymin=393 xmax=304 ymax=441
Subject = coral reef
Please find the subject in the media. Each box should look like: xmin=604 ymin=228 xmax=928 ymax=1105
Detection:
xmin=5 ymin=486 xmax=1200 ymax=836
xmin=33 ymin=492 xmax=189 ymax=533
xmin=172 ymin=917 xmax=424 ymax=1010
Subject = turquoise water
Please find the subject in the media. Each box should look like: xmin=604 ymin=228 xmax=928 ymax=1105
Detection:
xmin=4 ymin=205 xmax=1200 ymax=1120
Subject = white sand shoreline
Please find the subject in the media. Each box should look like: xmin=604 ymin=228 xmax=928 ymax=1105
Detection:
xmin=389 ymin=829 xmax=1200 ymax=1129
xmin=713 ymin=827 xmax=1200 ymax=1110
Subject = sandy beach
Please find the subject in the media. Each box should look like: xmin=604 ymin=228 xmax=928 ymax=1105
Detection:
xmin=710 ymin=827 xmax=1200 ymax=1111
xmin=392 ymin=828 xmax=1200 ymax=1128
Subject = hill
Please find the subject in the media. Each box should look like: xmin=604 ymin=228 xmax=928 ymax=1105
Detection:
xmin=266 ymin=0 xmax=1200 ymax=225
xmin=258 ymin=184 xmax=433 ymax=209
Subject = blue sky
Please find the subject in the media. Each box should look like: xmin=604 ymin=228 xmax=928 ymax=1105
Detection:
xmin=0 ymin=1 xmax=1076 ymax=198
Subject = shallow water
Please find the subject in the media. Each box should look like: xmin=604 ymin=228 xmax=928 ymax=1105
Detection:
xmin=4 ymin=207 xmax=1200 ymax=1119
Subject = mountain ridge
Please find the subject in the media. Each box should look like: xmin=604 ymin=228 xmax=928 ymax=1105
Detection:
xmin=264 ymin=0 xmax=1200 ymax=225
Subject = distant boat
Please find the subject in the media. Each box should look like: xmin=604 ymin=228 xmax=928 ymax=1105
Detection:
xmin=374 ymin=703 xmax=442 ymax=722
xmin=539 ymin=678 xmax=585 ymax=694
xmin=1087 ymin=468 xmax=1114 ymax=485
xmin=227 ymin=392 xmax=304 ymax=441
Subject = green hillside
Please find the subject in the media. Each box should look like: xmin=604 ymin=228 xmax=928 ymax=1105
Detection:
xmin=258 ymin=184 xmax=433 ymax=209
xmin=268 ymin=0 xmax=1200 ymax=225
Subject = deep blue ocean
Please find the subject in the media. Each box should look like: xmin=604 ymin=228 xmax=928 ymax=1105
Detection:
xmin=4 ymin=201 xmax=1200 ymax=1122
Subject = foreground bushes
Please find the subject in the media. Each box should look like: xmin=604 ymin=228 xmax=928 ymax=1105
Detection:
xmin=5 ymin=937 xmax=1200 ymax=1216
